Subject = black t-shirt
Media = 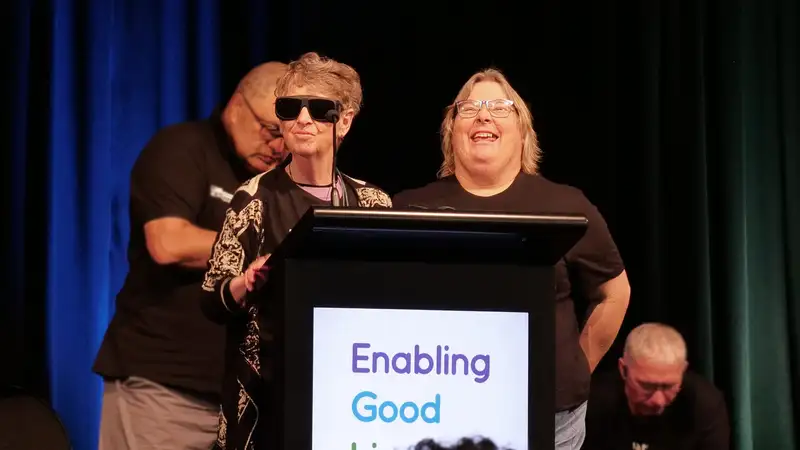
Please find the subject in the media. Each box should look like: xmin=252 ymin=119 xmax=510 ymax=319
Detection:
xmin=393 ymin=173 xmax=625 ymax=411
xmin=584 ymin=370 xmax=730 ymax=450
xmin=92 ymin=108 xmax=254 ymax=398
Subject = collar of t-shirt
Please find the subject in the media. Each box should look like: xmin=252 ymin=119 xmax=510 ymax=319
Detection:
xmin=297 ymin=176 xmax=345 ymax=202
xmin=435 ymin=172 xmax=529 ymax=210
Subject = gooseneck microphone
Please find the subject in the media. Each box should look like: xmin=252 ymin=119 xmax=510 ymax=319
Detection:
xmin=326 ymin=109 xmax=341 ymax=207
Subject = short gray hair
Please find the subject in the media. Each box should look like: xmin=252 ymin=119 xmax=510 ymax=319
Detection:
xmin=623 ymin=323 xmax=687 ymax=365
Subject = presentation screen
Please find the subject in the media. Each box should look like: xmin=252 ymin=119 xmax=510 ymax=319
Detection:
xmin=312 ymin=307 xmax=529 ymax=450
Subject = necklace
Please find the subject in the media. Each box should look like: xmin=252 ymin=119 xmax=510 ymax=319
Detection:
xmin=288 ymin=163 xmax=333 ymax=188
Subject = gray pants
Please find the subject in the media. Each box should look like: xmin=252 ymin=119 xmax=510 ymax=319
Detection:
xmin=99 ymin=376 xmax=220 ymax=450
xmin=555 ymin=401 xmax=588 ymax=449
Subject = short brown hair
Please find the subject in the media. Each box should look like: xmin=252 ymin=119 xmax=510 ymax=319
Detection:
xmin=275 ymin=52 xmax=363 ymax=115
xmin=439 ymin=69 xmax=541 ymax=178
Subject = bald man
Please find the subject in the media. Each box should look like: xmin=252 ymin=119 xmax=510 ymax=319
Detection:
xmin=93 ymin=61 xmax=288 ymax=450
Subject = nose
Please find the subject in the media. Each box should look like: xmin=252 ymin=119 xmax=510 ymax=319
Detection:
xmin=296 ymin=107 xmax=313 ymax=124
xmin=267 ymin=136 xmax=284 ymax=153
xmin=649 ymin=390 xmax=668 ymax=407
xmin=476 ymin=104 xmax=492 ymax=122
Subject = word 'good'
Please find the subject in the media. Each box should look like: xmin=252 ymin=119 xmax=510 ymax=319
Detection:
xmin=351 ymin=391 xmax=441 ymax=423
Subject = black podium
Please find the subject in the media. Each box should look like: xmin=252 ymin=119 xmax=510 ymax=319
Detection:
xmin=258 ymin=207 xmax=587 ymax=450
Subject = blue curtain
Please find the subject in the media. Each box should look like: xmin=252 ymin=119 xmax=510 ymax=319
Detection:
xmin=5 ymin=0 xmax=222 ymax=448
xmin=46 ymin=1 xmax=221 ymax=448
xmin=4 ymin=1 xmax=311 ymax=447
xmin=46 ymin=1 xmax=221 ymax=447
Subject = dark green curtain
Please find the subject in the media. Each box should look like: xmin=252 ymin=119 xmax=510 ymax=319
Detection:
xmin=578 ymin=0 xmax=800 ymax=448
xmin=710 ymin=0 xmax=800 ymax=447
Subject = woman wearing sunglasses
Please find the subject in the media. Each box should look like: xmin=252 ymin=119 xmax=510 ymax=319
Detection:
xmin=200 ymin=52 xmax=392 ymax=450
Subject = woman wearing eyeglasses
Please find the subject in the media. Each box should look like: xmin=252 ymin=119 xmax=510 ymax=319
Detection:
xmin=200 ymin=52 xmax=391 ymax=450
xmin=393 ymin=69 xmax=631 ymax=450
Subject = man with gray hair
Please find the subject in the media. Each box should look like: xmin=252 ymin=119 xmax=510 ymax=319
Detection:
xmin=93 ymin=61 xmax=288 ymax=449
xmin=584 ymin=323 xmax=730 ymax=450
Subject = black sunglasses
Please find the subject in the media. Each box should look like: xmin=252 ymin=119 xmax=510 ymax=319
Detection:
xmin=275 ymin=96 xmax=341 ymax=122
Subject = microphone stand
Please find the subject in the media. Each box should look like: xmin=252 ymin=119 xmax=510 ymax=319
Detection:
xmin=327 ymin=111 xmax=341 ymax=207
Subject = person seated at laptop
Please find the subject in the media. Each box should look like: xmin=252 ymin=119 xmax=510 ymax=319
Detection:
xmin=584 ymin=322 xmax=730 ymax=450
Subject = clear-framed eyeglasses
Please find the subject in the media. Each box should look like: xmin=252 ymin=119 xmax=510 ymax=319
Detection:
xmin=455 ymin=99 xmax=516 ymax=118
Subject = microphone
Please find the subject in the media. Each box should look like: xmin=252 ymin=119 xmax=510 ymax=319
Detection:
xmin=326 ymin=110 xmax=341 ymax=207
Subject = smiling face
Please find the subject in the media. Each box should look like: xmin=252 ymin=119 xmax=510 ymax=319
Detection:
xmin=278 ymin=86 xmax=354 ymax=159
xmin=451 ymin=81 xmax=523 ymax=182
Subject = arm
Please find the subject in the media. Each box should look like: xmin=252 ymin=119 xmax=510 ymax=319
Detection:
xmin=697 ymin=392 xmax=731 ymax=449
xmin=580 ymin=270 xmax=631 ymax=371
xmin=144 ymin=218 xmax=217 ymax=268
xmin=129 ymin=126 xmax=216 ymax=270
xmin=200 ymin=188 xmax=265 ymax=324
xmin=570 ymin=195 xmax=631 ymax=372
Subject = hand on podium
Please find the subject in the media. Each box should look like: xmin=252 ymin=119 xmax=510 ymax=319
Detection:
xmin=244 ymin=255 xmax=271 ymax=292
xmin=229 ymin=254 xmax=271 ymax=306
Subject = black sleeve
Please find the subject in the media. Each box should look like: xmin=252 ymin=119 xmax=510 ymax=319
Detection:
xmin=566 ymin=192 xmax=625 ymax=301
xmin=129 ymin=125 xmax=208 ymax=225
xmin=697 ymin=389 xmax=731 ymax=450
xmin=583 ymin=372 xmax=619 ymax=450
xmin=200 ymin=182 xmax=265 ymax=324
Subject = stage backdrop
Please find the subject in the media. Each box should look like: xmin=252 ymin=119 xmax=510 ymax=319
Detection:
xmin=2 ymin=0 xmax=798 ymax=449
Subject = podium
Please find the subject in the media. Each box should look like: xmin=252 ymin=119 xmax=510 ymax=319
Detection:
xmin=258 ymin=207 xmax=587 ymax=450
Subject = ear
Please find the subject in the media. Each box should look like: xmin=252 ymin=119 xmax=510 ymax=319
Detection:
xmin=618 ymin=357 xmax=627 ymax=379
xmin=336 ymin=109 xmax=356 ymax=139
xmin=227 ymin=92 xmax=246 ymax=124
